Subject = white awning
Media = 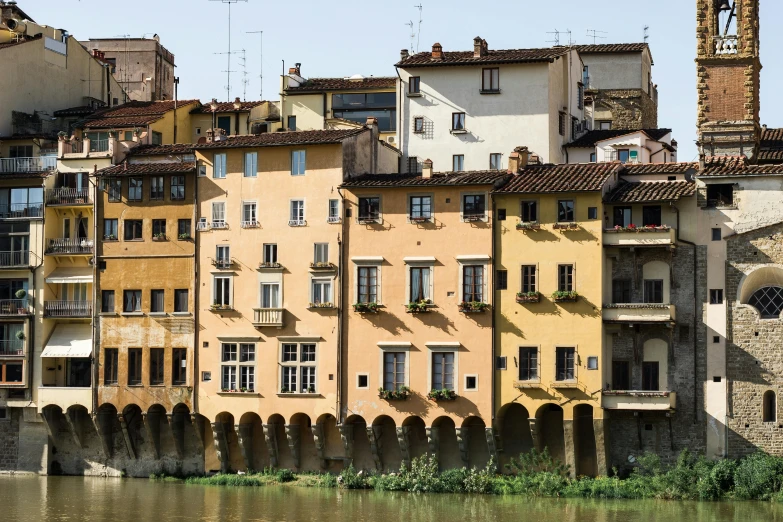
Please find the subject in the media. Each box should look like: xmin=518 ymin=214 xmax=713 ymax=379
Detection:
xmin=41 ymin=324 xmax=92 ymax=358
xmin=46 ymin=267 xmax=93 ymax=284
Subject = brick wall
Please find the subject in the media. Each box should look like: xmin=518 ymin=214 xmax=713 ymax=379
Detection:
xmin=593 ymin=89 xmax=657 ymax=130
xmin=0 ymin=409 xmax=20 ymax=471
xmin=702 ymin=65 xmax=750 ymax=122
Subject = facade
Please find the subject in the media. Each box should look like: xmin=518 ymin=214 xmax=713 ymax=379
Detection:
xmin=566 ymin=129 xmax=677 ymax=164
xmin=189 ymin=99 xmax=280 ymax=142
xmin=80 ymin=37 xmax=175 ymax=103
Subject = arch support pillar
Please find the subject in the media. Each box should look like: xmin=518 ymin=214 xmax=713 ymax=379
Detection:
xmin=285 ymin=424 xmax=301 ymax=469
xmin=366 ymin=425 xmax=384 ymax=471
xmin=262 ymin=424 xmax=279 ymax=468
xmin=338 ymin=423 xmax=354 ymax=466
xmin=455 ymin=427 xmax=470 ymax=467
xmin=311 ymin=422 xmax=327 ymax=469
xmin=236 ymin=423 xmax=254 ymax=471
xmin=425 ymin=426 xmax=439 ymax=460
xmin=396 ymin=426 xmax=411 ymax=468
xmin=210 ymin=422 xmax=230 ymax=473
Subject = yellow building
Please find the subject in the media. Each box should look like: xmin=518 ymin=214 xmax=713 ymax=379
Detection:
xmin=493 ymin=155 xmax=621 ymax=477
xmin=189 ymin=99 xmax=279 ymax=142
xmin=340 ymin=160 xmax=506 ymax=472
xmin=194 ymin=123 xmax=397 ymax=473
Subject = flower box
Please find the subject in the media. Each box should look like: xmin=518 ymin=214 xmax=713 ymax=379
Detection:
xmin=258 ymin=262 xmax=283 ymax=270
xmin=459 ymin=301 xmax=490 ymax=313
xmin=406 ymin=300 xmax=432 ymax=313
xmin=516 ymin=222 xmax=541 ymax=231
xmin=152 ymin=235 xmax=167 ymax=241
xmin=178 ymin=234 xmax=192 ymax=241
xmin=210 ymin=304 xmax=233 ymax=312
xmin=553 ymin=222 xmax=579 ymax=230
xmin=310 ymin=262 xmax=336 ymax=270
xmin=354 ymin=302 xmax=379 ymax=313
xmin=427 ymin=389 xmax=458 ymax=401
xmin=516 ymin=292 xmax=541 ymax=303
xmin=358 ymin=217 xmax=380 ymax=225
xmin=409 ymin=216 xmax=431 ymax=224
xmin=309 ymin=302 xmax=335 ymax=309
xmin=378 ymin=386 xmax=411 ymax=401
xmin=552 ymin=291 xmax=579 ymax=302
xmin=463 ymin=214 xmax=484 ymax=222
xmin=104 ymin=235 xmax=118 ymax=241
xmin=608 ymin=224 xmax=671 ymax=233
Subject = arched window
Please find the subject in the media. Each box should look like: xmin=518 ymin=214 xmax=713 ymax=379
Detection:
xmin=763 ymin=391 xmax=776 ymax=423
xmin=748 ymin=286 xmax=783 ymax=319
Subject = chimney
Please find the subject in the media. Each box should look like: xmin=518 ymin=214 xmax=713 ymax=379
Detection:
xmin=473 ymin=37 xmax=488 ymax=58
xmin=422 ymin=159 xmax=433 ymax=178
xmin=431 ymin=43 xmax=443 ymax=60
xmin=400 ymin=49 xmax=410 ymax=61
xmin=508 ymin=146 xmax=529 ymax=173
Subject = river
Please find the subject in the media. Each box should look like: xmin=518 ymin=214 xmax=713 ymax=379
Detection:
xmin=2 ymin=476 xmax=783 ymax=521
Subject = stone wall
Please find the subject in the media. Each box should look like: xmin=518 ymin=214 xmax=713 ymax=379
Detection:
xmin=0 ymin=408 xmax=19 ymax=472
xmin=591 ymin=89 xmax=657 ymax=130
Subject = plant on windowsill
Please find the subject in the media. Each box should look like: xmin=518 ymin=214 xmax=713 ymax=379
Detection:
xmin=280 ymin=386 xmax=293 ymax=394
xmin=309 ymin=261 xmax=336 ymax=270
xmin=104 ymin=234 xmax=118 ymax=241
xmin=152 ymin=233 xmax=167 ymax=241
xmin=307 ymin=386 xmax=316 ymax=394
xmin=178 ymin=233 xmax=192 ymax=240
xmin=463 ymin=214 xmax=484 ymax=222
xmin=427 ymin=389 xmax=458 ymax=401
xmin=608 ymin=224 xmax=671 ymax=233
xmin=409 ymin=215 xmax=430 ymax=223
xmin=378 ymin=386 xmax=411 ymax=401
xmin=353 ymin=302 xmax=379 ymax=313
xmin=406 ymin=299 xmax=432 ymax=313
xmin=210 ymin=302 xmax=232 ymax=311
xmin=309 ymin=302 xmax=334 ymax=309
xmin=15 ymin=330 xmax=25 ymax=341
xmin=552 ymin=290 xmax=579 ymax=302
xmin=516 ymin=222 xmax=541 ymax=231
xmin=258 ymin=262 xmax=283 ymax=269
xmin=553 ymin=222 xmax=579 ymax=230
xmin=516 ymin=291 xmax=541 ymax=303
xmin=458 ymin=301 xmax=490 ymax=313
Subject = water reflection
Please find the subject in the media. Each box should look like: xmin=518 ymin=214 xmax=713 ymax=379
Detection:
xmin=1 ymin=476 xmax=782 ymax=522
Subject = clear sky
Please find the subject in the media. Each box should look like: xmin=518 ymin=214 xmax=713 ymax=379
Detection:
xmin=24 ymin=0 xmax=783 ymax=161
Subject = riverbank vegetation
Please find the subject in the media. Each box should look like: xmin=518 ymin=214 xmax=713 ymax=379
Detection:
xmin=150 ymin=449 xmax=783 ymax=502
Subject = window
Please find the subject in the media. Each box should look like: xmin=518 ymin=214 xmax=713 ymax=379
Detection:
xmin=289 ymin=200 xmax=305 ymax=225
xmin=613 ymin=206 xmax=632 ymax=228
xmin=178 ymin=219 xmax=191 ymax=238
xmin=212 ymin=202 xmax=226 ymax=227
xmin=713 ymin=336 xmax=720 ymax=344
xmin=357 ymin=266 xmax=378 ymax=303
xmin=311 ymin=279 xmax=332 ymax=305
xmin=496 ymin=269 xmax=508 ymax=291
xmin=642 ymin=206 xmax=662 ymax=226
xmin=599 ymin=121 xmax=612 ymax=130
xmin=409 ymin=76 xmax=421 ymax=94
xmin=213 ymin=276 xmax=232 ymax=307
xmin=612 ymin=280 xmax=632 ymax=303
xmin=710 ymin=289 xmax=724 ymax=304
xmin=763 ymin=391 xmax=776 ymax=423
xmin=128 ymin=348 xmax=142 ymax=385
xmin=221 ymin=343 xmax=238 ymax=391
xmin=588 ymin=207 xmax=598 ymax=220
xmin=558 ymin=112 xmax=566 ymax=136
xmin=452 ymin=112 xmax=465 ymax=131
xmin=357 ymin=374 xmax=369 ymax=389
xmin=123 ymin=290 xmax=141 ymax=312
xmin=521 ymin=265 xmax=537 ymax=294
xmin=150 ymin=176 xmax=164 ymax=201
xmin=707 ymin=184 xmax=733 ymax=207
xmin=358 ymin=197 xmax=380 ymax=221
xmin=414 ymin=117 xmax=424 ymax=133
xmin=558 ymin=265 xmax=574 ymax=292
xmin=712 ymin=228 xmax=722 ymax=241
xmin=463 ymin=194 xmax=485 ymax=219
xmin=749 ymin=286 xmax=783 ymax=319
xmin=490 ymin=153 xmax=502 ymax=170
xmin=198 ymin=165 xmax=206 ymax=177
xmin=383 ymin=352 xmax=406 ymax=391
xmin=497 ymin=208 xmax=506 ymax=221
xmin=291 ymin=150 xmax=306 ymax=176
xmin=152 ymin=219 xmax=166 ymax=238
xmin=171 ymin=176 xmax=185 ymax=200
xmin=558 ymin=200 xmax=575 ymax=222
xmin=281 ymin=343 xmax=317 ymax=393
xmin=221 ymin=343 xmax=250 ymax=391
xmin=463 ymin=265 xmax=484 ymax=302
xmin=496 ymin=356 xmax=508 ymax=370
xmin=287 ymin=115 xmax=297 ymax=131
xmin=410 ymin=195 xmax=431 ymax=220
xmin=150 ymin=348 xmax=164 ymax=385
xmin=150 ymin=290 xmax=164 ymax=313
xmin=577 ymin=83 xmax=584 ymax=109
xmin=260 ymin=283 xmax=280 ymax=309
xmin=214 ymin=153 xmax=227 ymax=179
xmin=328 ymin=200 xmax=340 ymax=222
xmin=332 ymin=92 xmax=397 ymax=131
xmin=314 ymin=243 xmax=329 ymax=264
xmin=410 ymin=266 xmax=431 ymax=302
xmin=407 ymin=156 xmax=419 ymax=174
xmin=589 ymin=152 xmax=596 ymax=163
xmin=124 ymin=220 xmax=142 ymax=241
xmin=432 ymin=352 xmax=455 ymax=390
xmin=465 ymin=375 xmax=478 ymax=391
xmin=129 ymin=178 xmax=142 ymax=201
xmin=244 ymin=152 xmax=258 ymax=178
xmin=587 ymin=356 xmax=598 ymax=370
xmin=644 ymin=280 xmax=664 ymax=304
xmin=482 ymin=68 xmax=500 ymax=92
xmin=452 ymin=155 xmax=465 ymax=172
xmin=101 ymin=290 xmax=115 ymax=313
xmin=174 ymin=290 xmax=188 ymax=313
xmin=612 ymin=361 xmax=630 ymax=390
xmin=152 ymin=131 xmax=162 ymax=145
xmin=642 ymin=361 xmax=660 ymax=391
xmin=519 ymin=347 xmax=538 ymax=381
xmin=104 ymin=219 xmax=118 ymax=240
xmin=617 ymin=149 xmax=630 ymax=164
xmin=556 ymin=347 xmax=576 ymax=381
xmin=520 ymin=201 xmax=537 ymax=223
xmin=104 ymin=348 xmax=118 ymax=385
xmin=263 ymin=244 xmax=278 ymax=264
xmin=171 ymin=348 xmax=188 ymax=386
xmin=242 ymin=201 xmax=258 ymax=226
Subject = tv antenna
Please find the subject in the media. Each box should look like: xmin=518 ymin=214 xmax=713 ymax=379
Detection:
xmin=237 ymin=49 xmax=249 ymax=101
xmin=247 ymin=30 xmax=263 ymax=99
xmin=546 ymin=29 xmax=560 ymax=46
xmin=414 ymin=4 xmax=423 ymax=53
xmin=586 ymin=29 xmax=607 ymax=45
xmin=209 ymin=0 xmax=248 ymax=100
xmin=405 ymin=20 xmax=415 ymax=54
xmin=643 ymin=25 xmax=650 ymax=43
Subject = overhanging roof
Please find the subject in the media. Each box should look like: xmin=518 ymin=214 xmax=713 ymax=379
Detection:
xmin=42 ymin=324 xmax=92 ymax=358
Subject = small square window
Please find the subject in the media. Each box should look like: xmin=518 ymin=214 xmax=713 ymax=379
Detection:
xmin=587 ymin=356 xmax=598 ymax=370
xmin=712 ymin=228 xmax=721 ymax=241
xmin=710 ymin=289 xmax=724 ymax=304
xmin=713 ymin=376 xmax=722 ymax=383
xmin=357 ymin=373 xmax=369 ymax=389
xmin=465 ymin=375 xmax=478 ymax=391
xmin=496 ymin=356 xmax=507 ymax=370
xmin=202 ymin=371 xmax=211 ymax=382
xmin=497 ymin=208 xmax=506 ymax=221
xmin=668 ymin=176 xmax=677 ymax=181
xmin=496 ymin=270 xmax=508 ymax=290
xmin=414 ymin=117 xmax=424 ymax=133
xmin=588 ymin=207 xmax=598 ymax=220
xmin=713 ymin=336 xmax=720 ymax=344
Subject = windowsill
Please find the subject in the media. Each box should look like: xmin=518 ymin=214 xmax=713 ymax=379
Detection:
xmin=450 ymin=129 xmax=468 ymax=135
xmin=121 ymin=312 xmax=144 ymax=317
xmin=149 ymin=312 xmax=167 ymax=317
xmin=149 ymin=384 xmax=166 ymax=388
xmin=102 ymin=384 xmax=119 ymax=387
xmin=218 ymin=392 xmax=260 ymax=396
xmin=552 ymin=381 xmax=579 ymax=388
xmin=276 ymin=393 xmax=322 ymax=398
xmin=127 ymin=384 xmax=144 ymax=388
xmin=413 ymin=130 xmax=424 ymax=135
xmin=103 ymin=238 xmax=118 ymax=242
xmin=479 ymin=90 xmax=501 ymax=95
xmin=99 ymin=312 xmax=119 ymax=316
xmin=172 ymin=312 xmax=192 ymax=316
xmin=462 ymin=216 xmax=487 ymax=223
xmin=124 ymin=239 xmax=144 ymax=242
xmin=406 ymin=92 xmax=422 ymax=98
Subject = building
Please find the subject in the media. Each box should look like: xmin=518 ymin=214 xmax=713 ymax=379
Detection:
xmin=189 ymin=99 xmax=280 ymax=142
xmin=80 ymin=37 xmax=175 ymax=103
xmin=576 ymin=43 xmax=658 ymax=130
xmin=396 ymin=38 xmax=584 ymax=171
xmin=280 ymin=64 xmax=398 ymax=143
xmin=339 ymin=161 xmax=507 ymax=472
xmin=566 ymin=128 xmax=677 ymax=164
xmin=194 ymin=123 xmax=398 ymax=474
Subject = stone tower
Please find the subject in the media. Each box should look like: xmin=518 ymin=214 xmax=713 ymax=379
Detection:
xmin=696 ymin=0 xmax=761 ymax=160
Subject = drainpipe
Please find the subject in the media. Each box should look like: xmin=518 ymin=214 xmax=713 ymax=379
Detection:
xmin=336 ymin=187 xmax=346 ymax=424
xmin=490 ymin=194 xmax=497 ymax=428
xmin=173 ymin=77 xmax=179 ymax=144
xmin=90 ymin=173 xmax=99 ymax=415
xmin=193 ymin=164 xmax=200 ymax=415
xmin=322 ymin=93 xmax=327 ymax=130
xmin=395 ymin=66 xmax=403 ymax=162
xmin=28 ymin=178 xmax=46 ymax=409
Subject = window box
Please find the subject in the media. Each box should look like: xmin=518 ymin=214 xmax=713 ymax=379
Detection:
xmin=178 ymin=233 xmax=192 ymax=241
xmin=516 ymin=222 xmax=540 ymax=231
xmin=104 ymin=234 xmax=118 ymax=241
xmin=516 ymin=292 xmax=541 ymax=304
xmin=358 ymin=217 xmax=380 ymax=225
xmin=607 ymin=224 xmax=671 ymax=233
xmin=427 ymin=389 xmax=458 ymax=401
xmin=406 ymin=92 xmax=422 ymax=98
xmin=219 ymin=388 xmax=256 ymax=394
xmin=152 ymin=234 xmax=167 ymax=241
xmin=210 ymin=303 xmax=234 ymax=312
xmin=406 ymin=299 xmax=432 ymax=313
xmin=378 ymin=386 xmax=411 ymax=401
xmin=462 ymin=214 xmax=484 ymax=223
xmin=196 ymin=222 xmax=210 ymax=232
xmin=553 ymin=222 xmax=579 ymax=230
xmin=241 ymin=221 xmax=260 ymax=229
xmin=308 ymin=302 xmax=335 ymax=309
xmin=459 ymin=301 xmax=490 ymax=313
xmin=288 ymin=219 xmax=307 ymax=227
xmin=280 ymin=385 xmax=316 ymax=394
xmin=354 ymin=302 xmax=379 ymax=313
xmin=552 ymin=291 xmax=579 ymax=302
xmin=409 ymin=216 xmax=431 ymax=224
xmin=309 ymin=262 xmax=336 ymax=271
xmin=258 ymin=262 xmax=283 ymax=270
xmin=212 ymin=258 xmax=233 ymax=269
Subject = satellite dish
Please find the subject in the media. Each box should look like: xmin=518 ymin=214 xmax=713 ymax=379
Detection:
xmin=684 ymin=167 xmax=697 ymax=182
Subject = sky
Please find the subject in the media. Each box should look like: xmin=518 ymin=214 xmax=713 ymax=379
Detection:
xmin=24 ymin=0 xmax=783 ymax=161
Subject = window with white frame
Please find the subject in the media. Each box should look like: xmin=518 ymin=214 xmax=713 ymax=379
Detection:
xmin=314 ymin=243 xmax=329 ymax=265
xmin=259 ymin=283 xmax=280 ymax=309
xmin=489 ymin=153 xmax=503 ymax=170
xmin=409 ymin=195 xmax=432 ymax=221
xmin=358 ymin=197 xmax=380 ymax=222
xmin=213 ymin=275 xmax=232 ymax=307
xmin=289 ymin=200 xmax=305 ymax=226
xmin=328 ymin=199 xmax=340 ymax=223
xmin=211 ymin=202 xmax=226 ymax=227
xmin=432 ymin=352 xmax=455 ymax=391
xmin=244 ymin=152 xmax=258 ymax=178
xmin=357 ymin=266 xmax=378 ymax=303
xmin=220 ymin=343 xmax=255 ymax=392
xmin=383 ymin=352 xmax=406 ymax=391
xmin=281 ymin=342 xmax=317 ymax=393
xmin=242 ymin=201 xmax=258 ymax=227
xmin=453 ymin=155 xmax=465 ymax=172
xmin=263 ymin=243 xmax=278 ymax=264
xmin=311 ymin=279 xmax=332 ymax=306
xmin=291 ymin=150 xmax=306 ymax=176
xmin=409 ymin=265 xmax=432 ymax=303
xmin=214 ymin=153 xmax=227 ymax=179
xmin=463 ymin=265 xmax=484 ymax=303
xmin=215 ymin=245 xmax=230 ymax=268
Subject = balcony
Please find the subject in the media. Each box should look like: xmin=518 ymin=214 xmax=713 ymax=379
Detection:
xmin=603 ymin=304 xmax=676 ymax=324
xmin=603 ymin=227 xmax=675 ymax=247
xmin=714 ymin=35 xmax=738 ymax=55
xmin=0 ymin=251 xmax=31 ymax=268
xmin=602 ymin=390 xmax=677 ymax=411
xmin=45 ymin=188 xmax=92 ymax=207
xmin=0 ymin=157 xmax=56 ymax=173
xmin=0 ymin=340 xmax=24 ymax=357
xmin=0 ymin=204 xmax=43 ymax=220
xmin=0 ymin=299 xmax=31 ymax=316
xmin=44 ymin=301 xmax=92 ymax=318
xmin=46 ymin=238 xmax=94 ymax=256
xmin=37 ymin=386 xmax=92 ymax=413
xmin=252 ymin=308 xmax=284 ymax=328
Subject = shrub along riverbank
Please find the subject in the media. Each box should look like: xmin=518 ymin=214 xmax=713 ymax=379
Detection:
xmin=151 ymin=449 xmax=783 ymax=502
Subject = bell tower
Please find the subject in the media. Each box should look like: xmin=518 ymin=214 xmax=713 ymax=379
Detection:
xmin=696 ymin=0 xmax=761 ymax=160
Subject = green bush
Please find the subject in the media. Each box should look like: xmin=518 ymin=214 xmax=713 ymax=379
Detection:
xmin=734 ymin=452 xmax=783 ymax=500
xmin=338 ymin=465 xmax=371 ymax=489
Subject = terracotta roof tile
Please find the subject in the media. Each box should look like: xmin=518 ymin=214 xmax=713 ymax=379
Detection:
xmin=193 ymin=128 xmax=366 ymax=150
xmin=190 ymin=100 xmax=266 ymax=114
xmin=699 ymin=156 xmax=783 ymax=176
xmin=82 ymin=115 xmax=164 ymax=129
xmin=129 ymin=144 xmax=195 ymax=156
xmin=95 ymin=162 xmax=196 ymax=177
xmin=574 ymin=43 xmax=649 ymax=53
xmin=494 ymin=163 xmax=620 ymax=193
xmin=624 ymin=162 xmax=698 ymax=175
xmin=567 ymin=129 xmax=672 ymax=148
xmin=342 ymin=170 xmax=510 ymax=188
xmin=78 ymin=99 xmax=200 ymax=129
xmin=286 ymin=77 xmax=396 ymax=92
xmin=53 ymin=106 xmax=99 ymax=117
xmin=759 ymin=127 xmax=783 ymax=164
xmin=606 ymin=180 xmax=695 ymax=203
xmin=397 ymin=47 xmax=567 ymax=68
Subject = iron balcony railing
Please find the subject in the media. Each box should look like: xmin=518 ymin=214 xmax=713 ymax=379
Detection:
xmin=0 ymin=339 xmax=24 ymax=357
xmin=0 ymin=157 xmax=56 ymax=173
xmin=46 ymin=188 xmax=92 ymax=206
xmin=0 ymin=299 xmax=31 ymax=315
xmin=0 ymin=251 xmax=30 ymax=267
xmin=0 ymin=204 xmax=43 ymax=219
xmin=44 ymin=300 xmax=92 ymax=318
xmin=46 ymin=238 xmax=94 ymax=255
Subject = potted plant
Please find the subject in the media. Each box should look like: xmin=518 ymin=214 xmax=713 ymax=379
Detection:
xmin=353 ymin=302 xmax=379 ymax=313
xmin=516 ymin=291 xmax=541 ymax=303
xmin=309 ymin=302 xmax=334 ymax=309
xmin=553 ymin=222 xmax=579 ymax=230
xmin=210 ymin=301 xmax=230 ymax=311
xmin=259 ymin=262 xmax=282 ymax=269
xmin=406 ymin=299 xmax=432 ymax=313
xmin=552 ymin=290 xmax=579 ymax=302
xmin=458 ymin=301 xmax=490 ymax=313
xmin=409 ymin=215 xmax=430 ymax=223
xmin=14 ymin=289 xmax=26 ymax=314
xmin=153 ymin=232 xmax=166 ymax=241
xmin=309 ymin=261 xmax=335 ymax=269
xmin=516 ymin=222 xmax=540 ymax=231
xmin=307 ymin=386 xmax=316 ymax=394
xmin=178 ymin=233 xmax=192 ymax=240
xmin=280 ymin=386 xmax=291 ymax=394
xmin=15 ymin=330 xmax=25 ymax=341
xmin=104 ymin=233 xmax=118 ymax=241
xmin=378 ymin=386 xmax=411 ymax=401
xmin=427 ymin=389 xmax=458 ymax=401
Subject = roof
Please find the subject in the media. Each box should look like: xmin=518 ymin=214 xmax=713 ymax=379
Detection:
xmin=190 ymin=100 xmax=266 ymax=114
xmin=0 ymin=171 xmax=49 ymax=180
xmin=624 ymin=162 xmax=698 ymax=175
xmin=286 ymin=77 xmax=397 ymax=92
xmin=566 ymin=129 xmax=672 ymax=148
xmin=78 ymin=99 xmax=200 ymax=129
xmin=82 ymin=115 xmax=166 ymax=129
xmin=95 ymin=162 xmax=196 ymax=177
xmin=494 ymin=163 xmax=620 ymax=194
xmin=341 ymin=171 xmax=511 ymax=189
xmin=396 ymin=47 xmax=568 ymax=68
xmin=193 ymin=128 xmax=366 ymax=150
xmin=128 ymin=144 xmax=195 ymax=156
xmin=574 ymin=43 xmax=649 ymax=53
xmin=699 ymin=156 xmax=783 ymax=177
xmin=606 ymin=180 xmax=696 ymax=203
xmin=53 ymin=106 xmax=100 ymax=117
xmin=759 ymin=127 xmax=783 ymax=164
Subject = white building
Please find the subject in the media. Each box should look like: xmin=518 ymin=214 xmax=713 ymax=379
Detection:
xmin=566 ymin=129 xmax=677 ymax=164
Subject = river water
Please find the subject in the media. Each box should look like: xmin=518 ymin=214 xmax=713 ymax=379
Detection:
xmin=3 ymin=476 xmax=783 ymax=522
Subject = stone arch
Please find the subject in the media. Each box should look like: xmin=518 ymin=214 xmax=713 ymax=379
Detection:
xmin=213 ymin=412 xmax=241 ymax=472
xmin=371 ymin=415 xmax=402 ymax=472
xmin=168 ymin=403 xmax=192 ymax=462
xmin=288 ymin=413 xmax=317 ymax=470
xmin=763 ymin=390 xmax=777 ymax=423
xmin=343 ymin=414 xmax=373 ymax=471
xmin=461 ymin=416 xmax=489 ymax=469
xmin=535 ymin=404 xmax=565 ymax=463
xmin=738 ymin=266 xmax=783 ymax=304
xmin=145 ymin=404 xmax=168 ymax=459
xmin=573 ymin=404 xmax=598 ymax=478
xmin=316 ymin=413 xmax=343 ymax=473
xmin=642 ymin=260 xmax=670 ymax=303
xmin=121 ymin=404 xmax=144 ymax=459
xmin=432 ymin=416 xmax=461 ymax=470
xmin=64 ymin=404 xmax=90 ymax=453
xmin=642 ymin=338 xmax=668 ymax=391
xmin=96 ymin=403 xmax=119 ymax=458
xmin=266 ymin=413 xmax=292 ymax=470
xmin=238 ymin=412 xmax=266 ymax=471
xmin=497 ymin=403 xmax=533 ymax=472
xmin=401 ymin=416 xmax=428 ymax=462
xmin=41 ymin=405 xmax=66 ymax=450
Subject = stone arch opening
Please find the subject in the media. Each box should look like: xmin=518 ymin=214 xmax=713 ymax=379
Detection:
xmin=121 ymin=404 xmax=144 ymax=459
xmin=316 ymin=413 xmax=343 ymax=473
xmin=288 ymin=413 xmax=317 ymax=470
xmin=41 ymin=405 xmax=66 ymax=450
xmin=461 ymin=416 xmax=490 ymax=469
xmin=96 ymin=403 xmax=119 ymax=458
xmin=535 ymin=404 xmax=565 ymax=463
xmin=238 ymin=412 xmax=266 ymax=471
xmin=739 ymin=266 xmax=783 ymax=319
xmin=371 ymin=415 xmax=401 ymax=472
xmin=343 ymin=414 xmax=373 ymax=471
xmin=573 ymin=404 xmax=598 ymax=478
xmin=401 ymin=416 xmax=428 ymax=461
xmin=763 ymin=390 xmax=777 ymax=423
xmin=145 ymin=404 xmax=167 ymax=459
xmin=266 ymin=413 xmax=291 ymax=470
xmin=212 ymin=412 xmax=240 ymax=473
xmin=497 ymin=403 xmax=533 ymax=472
xmin=431 ymin=416 xmax=461 ymax=470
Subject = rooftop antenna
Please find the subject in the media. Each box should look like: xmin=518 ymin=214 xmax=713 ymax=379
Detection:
xmin=214 ymin=50 xmax=241 ymax=100
xmin=643 ymin=25 xmax=650 ymax=43
xmin=405 ymin=20 xmax=415 ymax=54
xmin=565 ymin=29 xmax=575 ymax=46
xmin=237 ymin=49 xmax=249 ymax=101
xmin=546 ymin=29 xmax=560 ymax=46
xmin=247 ymin=30 xmax=263 ymax=99
xmin=414 ymin=4 xmax=423 ymax=53
xmin=209 ymin=0 xmax=248 ymax=100
xmin=586 ymin=29 xmax=607 ymax=45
